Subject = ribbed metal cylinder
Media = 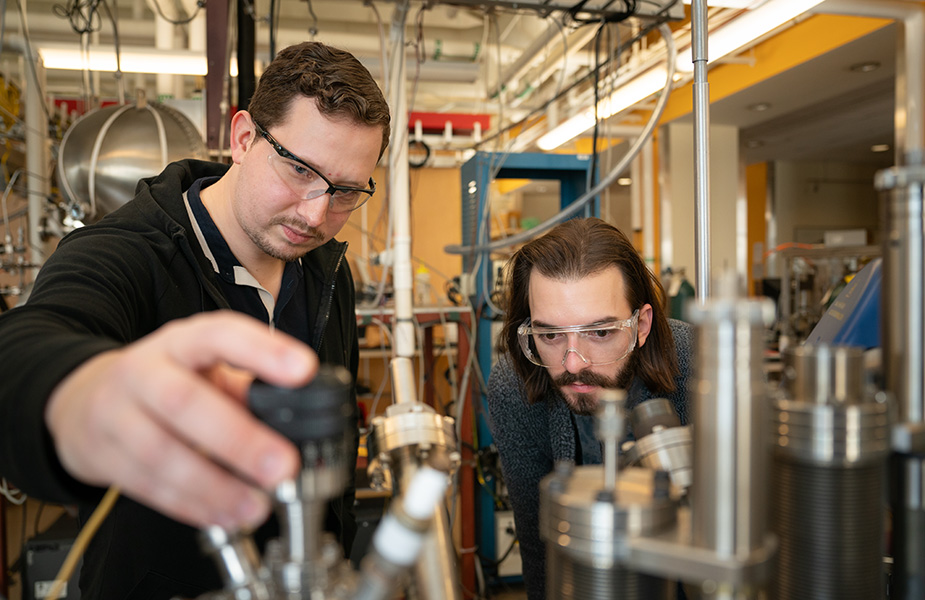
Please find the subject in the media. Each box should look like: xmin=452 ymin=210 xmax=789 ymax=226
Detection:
xmin=771 ymin=345 xmax=890 ymax=600
xmin=772 ymin=457 xmax=885 ymax=599
xmin=540 ymin=465 xmax=676 ymax=600
xmin=548 ymin=552 xmax=672 ymax=600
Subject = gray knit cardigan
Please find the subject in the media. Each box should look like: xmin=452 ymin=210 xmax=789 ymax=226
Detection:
xmin=486 ymin=319 xmax=693 ymax=600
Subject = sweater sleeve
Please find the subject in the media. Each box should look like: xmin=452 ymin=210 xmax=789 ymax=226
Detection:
xmin=486 ymin=355 xmax=553 ymax=600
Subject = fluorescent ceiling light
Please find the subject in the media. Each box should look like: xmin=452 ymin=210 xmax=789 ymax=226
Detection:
xmin=537 ymin=67 xmax=668 ymax=150
xmin=539 ymin=0 xmax=825 ymax=150
xmin=676 ymin=0 xmax=826 ymax=73
xmin=37 ymin=43 xmax=214 ymax=76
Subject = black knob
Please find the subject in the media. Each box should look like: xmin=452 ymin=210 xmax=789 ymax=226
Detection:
xmin=248 ymin=364 xmax=353 ymax=446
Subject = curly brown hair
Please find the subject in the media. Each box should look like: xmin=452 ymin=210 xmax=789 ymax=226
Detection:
xmin=247 ymin=42 xmax=391 ymax=157
xmin=498 ymin=217 xmax=678 ymax=404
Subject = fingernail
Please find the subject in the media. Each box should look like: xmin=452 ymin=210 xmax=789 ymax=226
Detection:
xmin=281 ymin=349 xmax=309 ymax=375
xmin=236 ymin=491 xmax=268 ymax=527
xmin=213 ymin=512 xmax=236 ymax=531
xmin=259 ymin=450 xmax=289 ymax=483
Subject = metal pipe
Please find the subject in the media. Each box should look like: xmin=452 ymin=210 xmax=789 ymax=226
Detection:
xmin=687 ymin=282 xmax=774 ymax=598
xmin=21 ymin=40 xmax=51 ymax=272
xmin=411 ymin=505 xmax=460 ymax=600
xmin=388 ymin=0 xmax=415 ymax=359
xmin=641 ymin=138 xmax=656 ymax=268
xmin=691 ymin=0 xmax=711 ymax=301
xmin=877 ymin=166 xmax=925 ymax=425
xmin=876 ymin=164 xmax=925 ymax=600
xmin=390 ymin=357 xmax=417 ymax=405
xmin=896 ymin=5 xmax=925 ymax=164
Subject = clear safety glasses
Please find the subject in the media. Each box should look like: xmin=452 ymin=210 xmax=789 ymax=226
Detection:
xmin=517 ymin=310 xmax=640 ymax=368
xmin=254 ymin=121 xmax=376 ymax=214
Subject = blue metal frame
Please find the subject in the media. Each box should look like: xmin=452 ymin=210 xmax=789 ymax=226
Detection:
xmin=459 ymin=151 xmax=596 ymax=580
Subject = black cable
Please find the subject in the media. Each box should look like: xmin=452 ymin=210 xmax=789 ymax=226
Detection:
xmin=146 ymin=0 xmax=203 ymax=25
xmin=100 ymin=0 xmax=125 ymax=101
xmin=570 ymin=0 xmax=636 ymax=24
xmin=268 ymin=0 xmax=276 ymax=58
xmin=494 ymin=532 xmax=518 ymax=565
xmin=589 ymin=22 xmax=604 ymax=198
xmin=408 ymin=139 xmax=430 ymax=168
xmin=53 ymin=0 xmax=102 ymax=34
xmin=33 ymin=501 xmax=46 ymax=535
xmin=20 ymin=500 xmax=27 ymax=565
xmin=305 ymin=0 xmax=318 ymax=37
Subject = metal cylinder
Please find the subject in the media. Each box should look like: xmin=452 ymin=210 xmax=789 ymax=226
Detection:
xmin=876 ymin=165 xmax=925 ymax=424
xmin=771 ymin=345 xmax=890 ymax=600
xmin=623 ymin=398 xmax=693 ymax=494
xmin=540 ymin=464 xmax=677 ymax=600
xmin=410 ymin=497 xmax=460 ymax=600
xmin=780 ymin=345 xmax=867 ymax=405
xmin=198 ymin=526 xmax=264 ymax=592
xmin=630 ymin=397 xmax=682 ymax=437
xmin=876 ymin=163 xmax=925 ymax=599
xmin=686 ymin=293 xmax=775 ymax=561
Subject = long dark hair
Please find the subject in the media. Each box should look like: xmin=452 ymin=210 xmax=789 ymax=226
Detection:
xmin=498 ymin=217 xmax=678 ymax=403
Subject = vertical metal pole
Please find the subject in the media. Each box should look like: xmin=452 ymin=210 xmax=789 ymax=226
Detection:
xmin=884 ymin=8 xmax=925 ymax=598
xmin=26 ymin=52 xmax=49 ymax=273
xmin=895 ymin=5 xmax=925 ymax=165
xmin=642 ymin=139 xmax=656 ymax=270
xmin=878 ymin=165 xmax=925 ymax=599
xmin=691 ymin=0 xmax=711 ymax=301
xmin=389 ymin=0 xmax=415 ymax=360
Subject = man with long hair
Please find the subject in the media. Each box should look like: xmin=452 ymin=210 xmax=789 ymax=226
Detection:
xmin=488 ymin=217 xmax=692 ymax=599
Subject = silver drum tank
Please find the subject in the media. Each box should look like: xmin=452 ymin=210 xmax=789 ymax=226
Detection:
xmin=57 ymin=101 xmax=207 ymax=220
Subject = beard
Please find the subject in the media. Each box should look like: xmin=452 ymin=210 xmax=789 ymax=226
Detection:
xmin=244 ymin=216 xmax=326 ymax=262
xmin=551 ymin=351 xmax=639 ymax=416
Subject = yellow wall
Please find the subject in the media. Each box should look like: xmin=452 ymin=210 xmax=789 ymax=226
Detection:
xmin=337 ymin=166 xmax=463 ymax=303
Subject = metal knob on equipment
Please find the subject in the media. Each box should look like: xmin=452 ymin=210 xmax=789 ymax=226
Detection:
xmin=622 ymin=398 xmax=693 ymax=494
xmin=540 ymin=390 xmax=678 ymax=600
xmin=188 ymin=364 xmax=450 ymax=600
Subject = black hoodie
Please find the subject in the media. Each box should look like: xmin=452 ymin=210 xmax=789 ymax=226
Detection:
xmin=0 ymin=159 xmax=359 ymax=600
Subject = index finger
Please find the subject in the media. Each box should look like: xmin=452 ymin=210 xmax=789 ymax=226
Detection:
xmin=158 ymin=311 xmax=318 ymax=388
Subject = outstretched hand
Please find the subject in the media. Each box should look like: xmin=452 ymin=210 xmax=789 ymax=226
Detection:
xmin=44 ymin=311 xmax=316 ymax=530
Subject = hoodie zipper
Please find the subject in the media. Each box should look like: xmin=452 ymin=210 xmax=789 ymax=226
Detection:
xmin=312 ymin=241 xmax=348 ymax=351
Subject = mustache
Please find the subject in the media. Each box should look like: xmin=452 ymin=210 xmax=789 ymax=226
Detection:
xmin=275 ymin=218 xmax=325 ymax=241
xmin=552 ymin=369 xmax=621 ymax=388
